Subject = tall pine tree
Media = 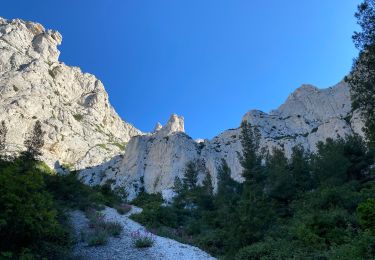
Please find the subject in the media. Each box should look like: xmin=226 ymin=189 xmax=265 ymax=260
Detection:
xmin=0 ymin=120 xmax=7 ymax=160
xmin=183 ymin=161 xmax=199 ymax=190
xmin=346 ymin=0 xmax=375 ymax=149
xmin=237 ymin=121 xmax=273 ymax=246
xmin=24 ymin=120 xmax=45 ymax=159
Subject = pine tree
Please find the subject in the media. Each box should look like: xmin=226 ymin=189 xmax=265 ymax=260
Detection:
xmin=216 ymin=159 xmax=241 ymax=199
xmin=290 ymin=145 xmax=313 ymax=193
xmin=346 ymin=0 xmax=375 ymax=148
xmin=0 ymin=120 xmax=7 ymax=160
xmin=266 ymin=148 xmax=296 ymax=204
xmin=237 ymin=121 xmax=273 ymax=246
xmin=173 ymin=176 xmax=184 ymax=194
xmin=182 ymin=161 xmax=199 ymax=190
xmin=202 ymin=172 xmax=213 ymax=196
xmin=239 ymin=121 xmax=262 ymax=185
xmin=24 ymin=120 xmax=45 ymax=159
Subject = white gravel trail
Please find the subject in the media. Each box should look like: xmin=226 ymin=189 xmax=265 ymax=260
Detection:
xmin=71 ymin=206 xmax=216 ymax=260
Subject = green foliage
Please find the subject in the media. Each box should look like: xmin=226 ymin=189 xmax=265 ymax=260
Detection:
xmin=73 ymin=114 xmax=84 ymax=121
xmin=23 ymin=120 xmax=45 ymax=159
xmin=130 ymin=134 xmax=375 ymax=259
xmin=183 ymin=161 xmax=199 ymax=190
xmin=105 ymin=221 xmax=123 ymax=237
xmin=357 ymin=198 xmax=375 ymax=230
xmin=131 ymin=192 xmax=164 ymax=208
xmin=239 ymin=122 xmax=262 ymax=184
xmin=45 ymin=173 xmax=122 ymax=211
xmin=346 ymin=0 xmax=375 ymax=148
xmin=353 ymin=0 xmax=375 ymax=50
xmin=312 ymin=135 xmax=372 ymax=186
xmin=111 ymin=142 xmax=126 ymax=151
xmin=114 ymin=203 xmax=132 ymax=215
xmin=0 ymin=158 xmax=72 ymax=259
xmin=290 ymin=145 xmax=313 ymax=193
xmin=173 ymin=176 xmax=184 ymax=194
xmin=133 ymin=235 xmax=154 ymax=248
xmin=0 ymin=120 xmax=7 ymax=157
xmin=131 ymin=229 xmax=155 ymax=248
xmin=0 ymin=130 xmax=125 ymax=257
xmin=85 ymin=229 xmax=108 ymax=246
xmin=266 ymin=148 xmax=296 ymax=206
xmin=81 ymin=209 xmax=123 ymax=246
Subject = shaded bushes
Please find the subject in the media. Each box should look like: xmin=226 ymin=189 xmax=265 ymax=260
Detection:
xmin=130 ymin=134 xmax=375 ymax=259
xmin=45 ymin=173 xmax=123 ymax=210
xmin=131 ymin=229 xmax=155 ymax=248
xmin=81 ymin=209 xmax=123 ymax=246
xmin=0 ymin=156 xmax=125 ymax=258
xmin=0 ymin=158 xmax=72 ymax=259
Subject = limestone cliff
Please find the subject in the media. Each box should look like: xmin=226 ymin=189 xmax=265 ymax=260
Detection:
xmin=0 ymin=17 xmax=364 ymax=199
xmin=81 ymin=81 xmax=363 ymax=198
xmin=0 ymin=17 xmax=141 ymax=170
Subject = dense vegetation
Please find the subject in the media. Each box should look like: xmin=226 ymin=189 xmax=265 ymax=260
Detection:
xmin=131 ymin=130 xmax=375 ymax=259
xmin=0 ymin=122 xmax=124 ymax=259
xmin=131 ymin=2 xmax=375 ymax=258
xmin=0 ymin=1 xmax=374 ymax=259
xmin=0 ymin=156 xmax=125 ymax=259
xmin=346 ymin=0 xmax=375 ymax=149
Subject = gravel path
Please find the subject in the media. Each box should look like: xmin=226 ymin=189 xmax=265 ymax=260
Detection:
xmin=70 ymin=206 xmax=216 ymax=260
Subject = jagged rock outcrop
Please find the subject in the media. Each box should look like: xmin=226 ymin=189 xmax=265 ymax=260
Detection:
xmin=0 ymin=17 xmax=365 ymax=199
xmin=203 ymin=81 xmax=364 ymax=185
xmin=80 ymin=114 xmax=202 ymax=199
xmin=0 ymin=17 xmax=141 ymax=170
xmin=80 ymin=81 xmax=363 ymax=198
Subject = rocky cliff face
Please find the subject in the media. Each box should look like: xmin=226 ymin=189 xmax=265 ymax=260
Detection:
xmin=0 ymin=18 xmax=364 ymax=199
xmin=0 ymin=17 xmax=141 ymax=170
xmin=80 ymin=81 xmax=363 ymax=199
xmin=82 ymin=82 xmax=363 ymax=197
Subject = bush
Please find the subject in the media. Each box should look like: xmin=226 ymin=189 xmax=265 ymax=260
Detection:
xmin=81 ymin=208 xmax=123 ymax=246
xmin=73 ymin=114 xmax=84 ymax=121
xmin=131 ymin=192 xmax=163 ymax=208
xmin=104 ymin=222 xmax=123 ymax=237
xmin=114 ymin=203 xmax=132 ymax=215
xmin=357 ymin=198 xmax=375 ymax=230
xmin=85 ymin=230 xmax=108 ymax=246
xmin=0 ymin=158 xmax=72 ymax=258
xmin=45 ymin=173 xmax=122 ymax=210
xmin=131 ymin=229 xmax=155 ymax=248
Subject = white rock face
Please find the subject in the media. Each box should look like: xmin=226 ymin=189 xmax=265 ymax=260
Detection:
xmin=0 ymin=17 xmax=141 ymax=170
xmin=0 ymin=17 xmax=365 ymax=198
xmin=217 ymin=81 xmax=364 ymax=182
xmin=87 ymin=81 xmax=363 ymax=197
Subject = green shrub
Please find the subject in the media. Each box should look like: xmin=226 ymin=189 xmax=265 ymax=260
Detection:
xmin=112 ymin=142 xmax=126 ymax=151
xmin=85 ymin=230 xmax=108 ymax=246
xmin=131 ymin=229 xmax=155 ymax=248
xmin=133 ymin=237 xmax=154 ymax=248
xmin=104 ymin=222 xmax=123 ymax=237
xmin=357 ymin=198 xmax=375 ymax=230
xmin=0 ymin=158 xmax=72 ymax=258
xmin=131 ymin=192 xmax=163 ymax=208
xmin=82 ymin=209 xmax=123 ymax=246
xmin=44 ymin=173 xmax=122 ymax=210
xmin=114 ymin=203 xmax=132 ymax=215
xmin=73 ymin=114 xmax=84 ymax=121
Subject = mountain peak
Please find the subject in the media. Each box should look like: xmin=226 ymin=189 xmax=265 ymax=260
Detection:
xmin=158 ymin=114 xmax=185 ymax=135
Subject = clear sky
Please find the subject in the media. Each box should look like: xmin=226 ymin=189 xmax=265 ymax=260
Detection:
xmin=1 ymin=0 xmax=361 ymax=139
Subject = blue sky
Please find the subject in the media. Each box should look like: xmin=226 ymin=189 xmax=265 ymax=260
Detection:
xmin=2 ymin=0 xmax=360 ymax=139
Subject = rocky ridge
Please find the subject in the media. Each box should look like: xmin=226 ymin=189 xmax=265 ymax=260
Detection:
xmin=0 ymin=18 xmax=364 ymax=199
xmin=0 ymin=17 xmax=141 ymax=171
xmin=80 ymin=81 xmax=364 ymax=199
